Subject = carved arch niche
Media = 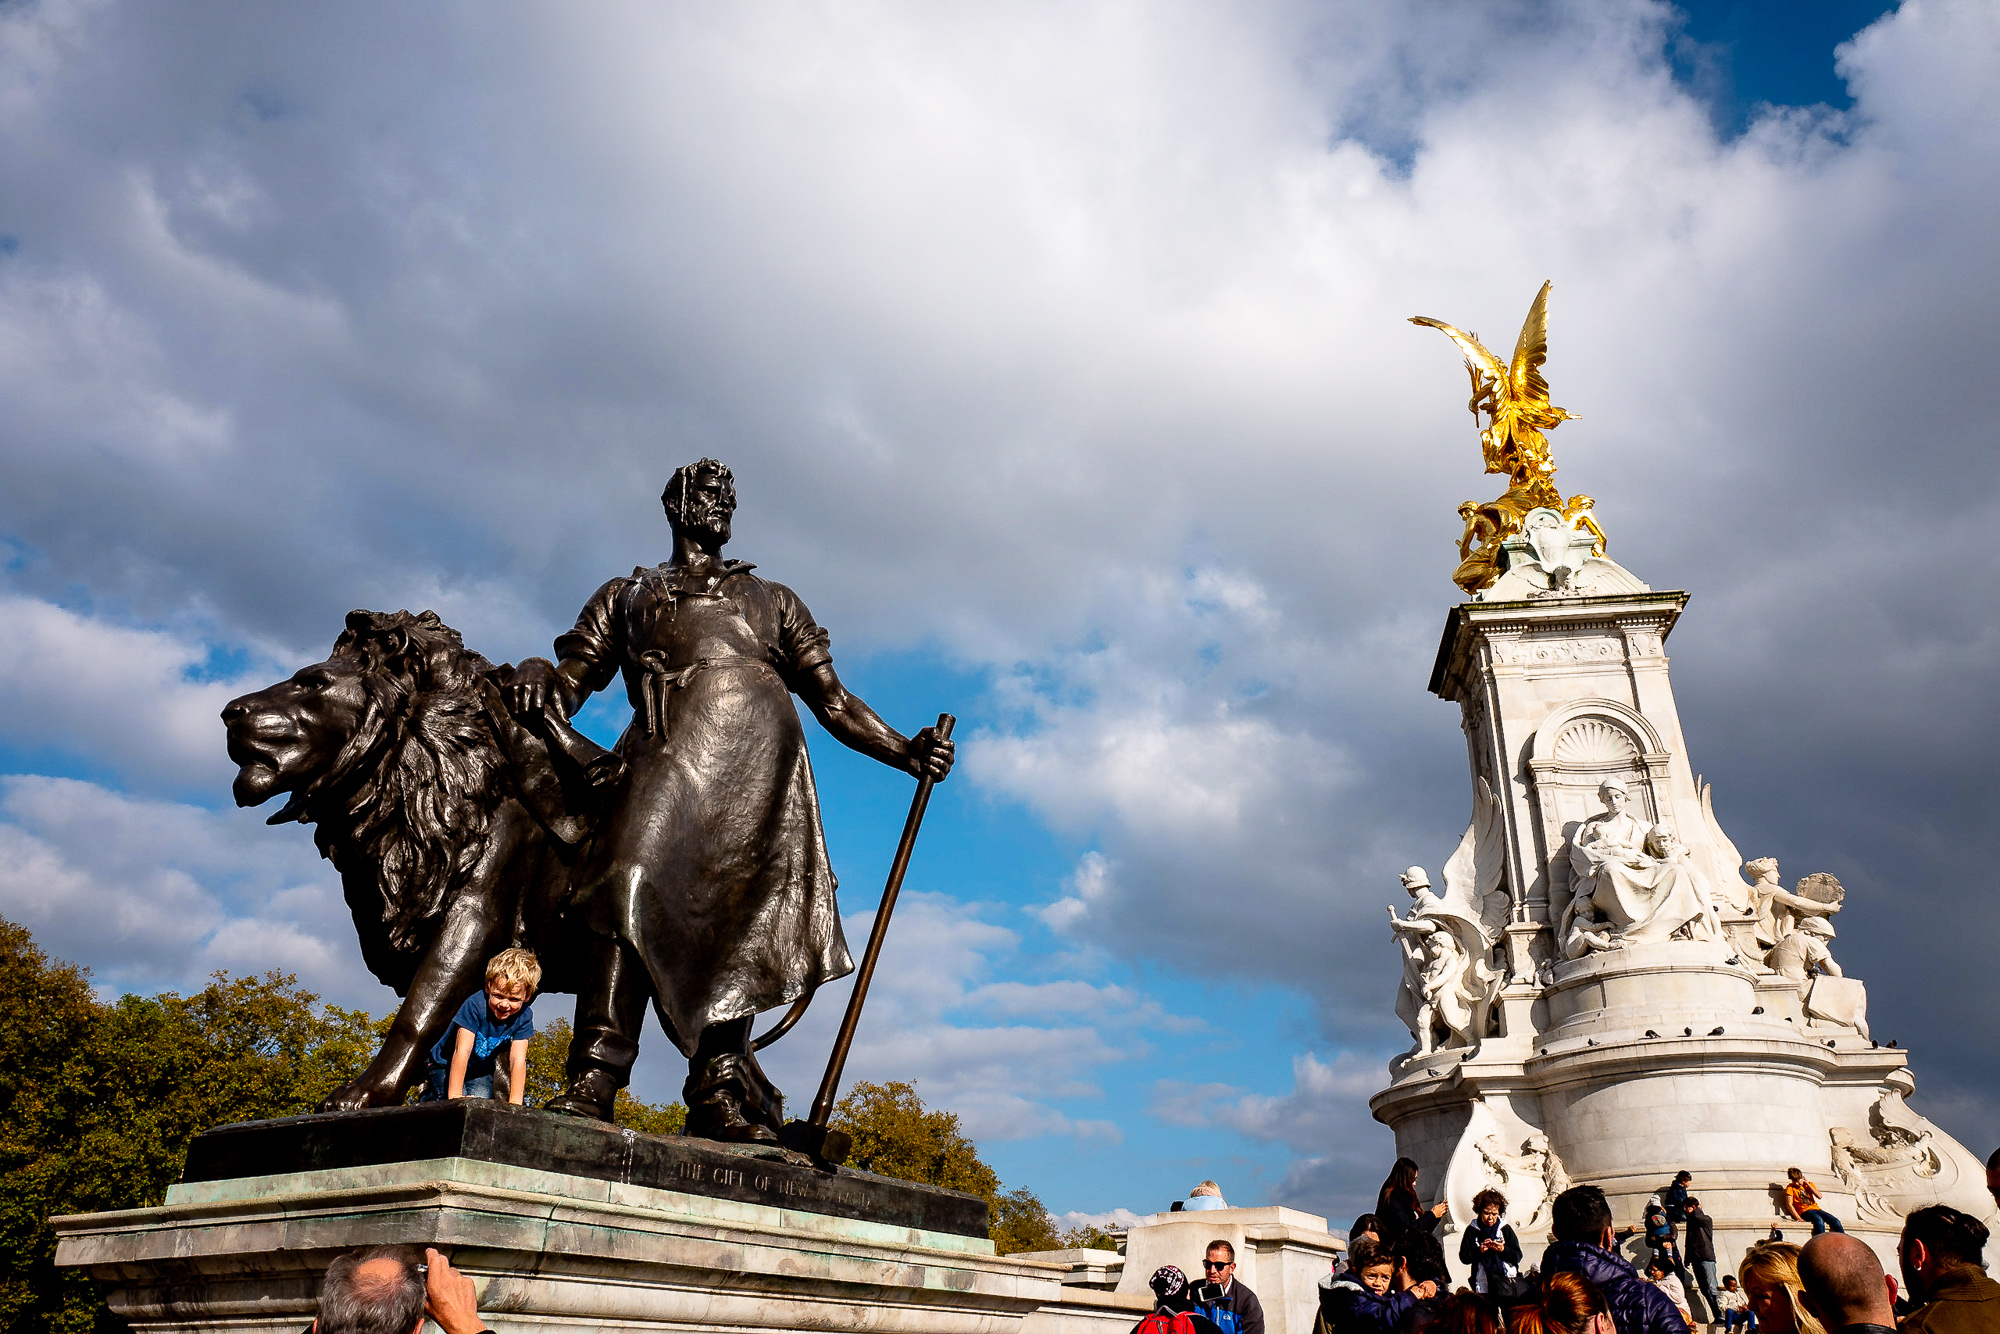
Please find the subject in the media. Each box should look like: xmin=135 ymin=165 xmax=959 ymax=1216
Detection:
xmin=1526 ymin=700 xmax=1671 ymax=901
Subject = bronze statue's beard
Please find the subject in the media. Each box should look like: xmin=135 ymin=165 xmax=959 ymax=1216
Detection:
xmin=679 ymin=502 xmax=733 ymax=542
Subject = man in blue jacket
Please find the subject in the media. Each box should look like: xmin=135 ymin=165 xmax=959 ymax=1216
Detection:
xmin=1541 ymin=1186 xmax=1691 ymax=1334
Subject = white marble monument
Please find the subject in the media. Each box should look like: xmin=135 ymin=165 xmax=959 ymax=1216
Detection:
xmin=1370 ymin=506 xmax=1995 ymax=1286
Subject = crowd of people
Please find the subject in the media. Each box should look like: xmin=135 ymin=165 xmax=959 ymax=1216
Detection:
xmin=1266 ymin=1157 xmax=1997 ymax=1334
xmin=303 ymin=1141 xmax=2000 ymax=1334
xmin=1133 ymin=1154 xmax=2000 ymax=1334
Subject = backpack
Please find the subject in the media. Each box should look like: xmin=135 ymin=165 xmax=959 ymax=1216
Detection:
xmin=1196 ymin=1300 xmax=1244 ymax=1334
xmin=1135 ymin=1311 xmax=1199 ymax=1334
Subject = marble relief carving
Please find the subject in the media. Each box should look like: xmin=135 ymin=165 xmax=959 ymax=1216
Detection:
xmin=1473 ymin=1131 xmax=1572 ymax=1234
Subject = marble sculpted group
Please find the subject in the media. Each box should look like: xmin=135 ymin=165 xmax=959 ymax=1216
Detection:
xmin=1382 ymin=283 xmax=1992 ymax=1275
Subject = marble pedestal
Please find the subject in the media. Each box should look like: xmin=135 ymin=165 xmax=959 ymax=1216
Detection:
xmin=52 ymin=1105 xmax=1139 ymax=1334
xmin=1113 ymin=1207 xmax=1343 ymax=1334
xmin=1370 ymin=578 xmax=1996 ymax=1291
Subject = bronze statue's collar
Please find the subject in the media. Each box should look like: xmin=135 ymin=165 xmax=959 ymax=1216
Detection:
xmin=631 ymin=559 xmax=757 ymax=593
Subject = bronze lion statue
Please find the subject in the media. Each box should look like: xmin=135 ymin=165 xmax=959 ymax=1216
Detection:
xmin=223 ymin=609 xmax=585 ymax=1110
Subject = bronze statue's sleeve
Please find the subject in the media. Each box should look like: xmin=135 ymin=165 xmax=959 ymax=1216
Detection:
xmin=772 ymin=582 xmax=833 ymax=684
xmin=552 ymin=577 xmax=629 ymax=697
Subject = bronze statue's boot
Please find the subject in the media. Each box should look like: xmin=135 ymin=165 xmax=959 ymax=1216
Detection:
xmin=546 ymin=1067 xmax=622 ymax=1120
xmin=549 ymin=936 xmax=648 ymax=1120
xmin=682 ymin=1054 xmax=780 ymax=1144
xmin=545 ymin=1023 xmax=639 ymax=1121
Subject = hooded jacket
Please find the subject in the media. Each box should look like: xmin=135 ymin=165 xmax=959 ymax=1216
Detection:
xmin=1318 ymin=1276 xmax=1423 ymax=1334
xmin=1540 ymin=1240 xmax=1690 ymax=1334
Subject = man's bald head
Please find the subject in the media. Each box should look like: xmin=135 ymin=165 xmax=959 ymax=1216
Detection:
xmin=1799 ymin=1233 xmax=1896 ymax=1329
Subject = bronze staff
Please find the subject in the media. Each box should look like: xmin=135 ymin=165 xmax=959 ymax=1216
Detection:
xmin=783 ymin=712 xmax=956 ymax=1164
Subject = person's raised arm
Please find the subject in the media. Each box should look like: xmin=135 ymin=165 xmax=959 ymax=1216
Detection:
xmin=447 ymin=1028 xmax=473 ymax=1100
xmin=423 ymin=1249 xmax=489 ymax=1334
xmin=793 ymin=662 xmax=953 ymax=781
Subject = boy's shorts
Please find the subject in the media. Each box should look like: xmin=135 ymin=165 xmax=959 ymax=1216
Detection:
xmin=420 ymin=1071 xmax=495 ymax=1102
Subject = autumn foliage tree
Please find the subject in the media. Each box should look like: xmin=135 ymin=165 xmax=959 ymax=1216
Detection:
xmin=831 ymin=1080 xmax=1099 ymax=1255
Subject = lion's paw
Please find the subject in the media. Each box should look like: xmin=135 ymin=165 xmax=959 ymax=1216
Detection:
xmin=318 ymin=1080 xmax=405 ymax=1113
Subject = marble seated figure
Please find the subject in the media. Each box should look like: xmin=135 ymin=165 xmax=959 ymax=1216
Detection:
xmin=1768 ymin=916 xmax=1870 ymax=1037
xmin=1559 ymin=778 xmax=1717 ymax=959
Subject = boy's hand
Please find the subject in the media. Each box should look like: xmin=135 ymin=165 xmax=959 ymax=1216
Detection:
xmin=424 ymin=1248 xmax=488 ymax=1334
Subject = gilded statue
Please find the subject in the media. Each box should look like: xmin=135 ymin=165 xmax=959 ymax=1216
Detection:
xmin=1411 ymin=282 xmax=1604 ymax=593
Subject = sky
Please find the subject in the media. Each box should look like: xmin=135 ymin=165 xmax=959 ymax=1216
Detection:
xmin=2 ymin=0 xmax=1995 ymax=1231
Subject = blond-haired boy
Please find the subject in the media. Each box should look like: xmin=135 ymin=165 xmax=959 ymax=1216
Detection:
xmin=425 ymin=948 xmax=540 ymax=1104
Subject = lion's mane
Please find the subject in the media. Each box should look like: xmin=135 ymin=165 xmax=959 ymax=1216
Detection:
xmin=313 ymin=610 xmax=504 ymax=992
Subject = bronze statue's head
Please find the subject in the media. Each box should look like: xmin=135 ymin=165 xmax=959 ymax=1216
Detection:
xmin=662 ymin=458 xmax=736 ymax=545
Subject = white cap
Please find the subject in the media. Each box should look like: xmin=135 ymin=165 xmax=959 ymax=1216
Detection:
xmin=1400 ymin=867 xmax=1431 ymax=891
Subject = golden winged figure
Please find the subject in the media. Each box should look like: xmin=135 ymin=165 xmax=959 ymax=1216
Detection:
xmin=1410 ymin=281 xmax=1601 ymax=594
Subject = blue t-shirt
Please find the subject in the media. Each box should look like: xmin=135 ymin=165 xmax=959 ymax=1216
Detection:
xmin=429 ymin=991 xmax=535 ymax=1079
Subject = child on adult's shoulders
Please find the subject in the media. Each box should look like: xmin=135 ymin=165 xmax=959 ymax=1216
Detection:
xmin=425 ymin=947 xmax=539 ymax=1103
xmin=1319 ymin=1236 xmax=1438 ymax=1334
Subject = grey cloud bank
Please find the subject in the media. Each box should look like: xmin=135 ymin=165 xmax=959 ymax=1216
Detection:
xmin=1 ymin=0 xmax=1997 ymax=1218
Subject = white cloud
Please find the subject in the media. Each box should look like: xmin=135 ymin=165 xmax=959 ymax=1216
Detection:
xmin=0 ymin=774 xmax=360 ymax=1000
xmin=747 ymin=891 xmax=1201 ymax=1146
xmin=1 ymin=0 xmax=1998 ymax=1204
xmin=1055 ymin=1206 xmax=1150 ymax=1234
xmin=1151 ymin=1050 xmax=1396 ymax=1220
xmin=0 ymin=593 xmax=284 ymax=792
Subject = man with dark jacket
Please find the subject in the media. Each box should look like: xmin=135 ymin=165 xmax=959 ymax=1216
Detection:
xmin=1541 ymin=1186 xmax=1690 ymax=1334
xmin=1661 ymin=1173 xmax=1692 ymax=1230
xmin=1197 ymin=1241 xmax=1266 ymax=1334
xmin=1683 ymin=1197 xmax=1720 ymax=1323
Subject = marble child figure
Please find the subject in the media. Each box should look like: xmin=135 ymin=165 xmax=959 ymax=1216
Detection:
xmin=426 ymin=948 xmax=539 ymax=1102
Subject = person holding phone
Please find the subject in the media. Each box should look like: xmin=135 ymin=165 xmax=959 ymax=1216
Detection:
xmin=1191 ymin=1241 xmax=1264 ymax=1334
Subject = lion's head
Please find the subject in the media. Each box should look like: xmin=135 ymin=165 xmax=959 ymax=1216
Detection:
xmin=223 ymin=609 xmax=504 ymax=989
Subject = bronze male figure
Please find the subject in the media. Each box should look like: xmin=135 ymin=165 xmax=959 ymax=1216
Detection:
xmin=506 ymin=459 xmax=953 ymax=1142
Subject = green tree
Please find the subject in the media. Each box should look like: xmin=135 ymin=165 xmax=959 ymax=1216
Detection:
xmin=989 ymin=1186 xmax=1062 ymax=1255
xmin=0 ymin=919 xmax=113 ymax=1333
xmin=0 ymin=918 xmax=384 ymax=1333
xmin=830 ymin=1080 xmax=1001 ymax=1202
xmin=831 ymin=1080 xmax=1080 ymax=1254
xmin=1059 ymin=1223 xmax=1119 ymax=1251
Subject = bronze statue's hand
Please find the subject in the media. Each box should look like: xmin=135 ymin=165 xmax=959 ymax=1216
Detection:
xmin=908 ymin=727 xmax=955 ymax=782
xmin=506 ymin=658 xmax=558 ymax=717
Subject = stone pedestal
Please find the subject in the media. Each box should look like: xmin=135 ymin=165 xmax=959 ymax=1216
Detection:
xmin=52 ymin=1104 xmax=1139 ymax=1334
xmin=1372 ymin=569 xmax=1997 ymax=1289
xmin=1113 ymin=1207 xmax=1342 ymax=1334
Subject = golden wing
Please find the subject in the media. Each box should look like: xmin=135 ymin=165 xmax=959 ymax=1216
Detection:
xmin=1409 ymin=316 xmax=1509 ymax=387
xmin=1508 ymin=280 xmax=1553 ymax=405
